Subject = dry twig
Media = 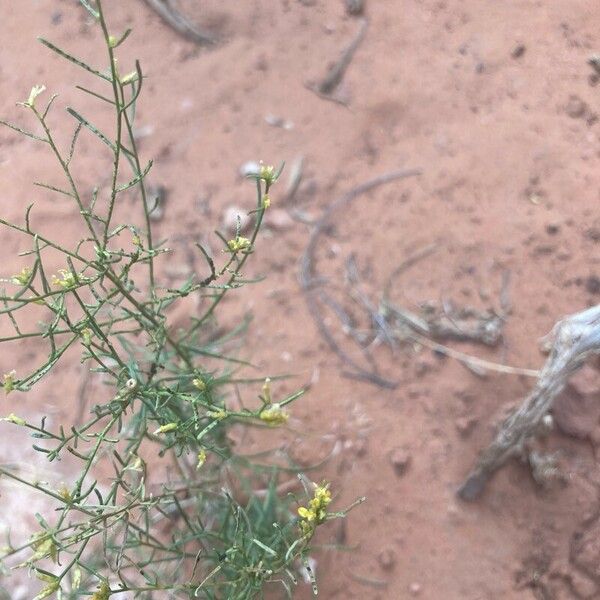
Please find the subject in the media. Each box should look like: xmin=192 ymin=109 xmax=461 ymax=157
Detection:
xmin=143 ymin=0 xmax=216 ymax=45
xmin=299 ymin=169 xmax=421 ymax=389
xmin=458 ymin=304 xmax=600 ymax=501
xmin=306 ymin=19 xmax=369 ymax=104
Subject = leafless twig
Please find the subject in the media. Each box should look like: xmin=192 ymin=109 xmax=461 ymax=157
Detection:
xmin=143 ymin=0 xmax=216 ymax=45
xmin=299 ymin=169 xmax=421 ymax=389
xmin=458 ymin=304 xmax=600 ymax=501
xmin=306 ymin=19 xmax=369 ymax=103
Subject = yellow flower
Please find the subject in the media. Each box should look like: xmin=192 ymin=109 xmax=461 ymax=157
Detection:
xmin=297 ymin=483 xmax=332 ymax=537
xmin=258 ymin=163 xmax=277 ymax=186
xmin=192 ymin=377 xmax=206 ymax=391
xmin=259 ymin=404 xmax=289 ymax=426
xmin=227 ymin=236 xmax=251 ymax=253
xmin=80 ymin=328 xmax=93 ymax=346
xmin=25 ymin=84 xmax=46 ymax=108
xmin=11 ymin=267 xmax=32 ymax=286
xmin=91 ymin=581 xmax=111 ymax=600
xmin=2 ymin=413 xmax=25 ymax=426
xmin=196 ymin=449 xmax=207 ymax=470
xmin=207 ymin=409 xmax=227 ymax=420
xmin=262 ymin=194 xmax=271 ymax=209
xmin=22 ymin=531 xmax=57 ymax=565
xmin=33 ymin=574 xmax=60 ymax=600
xmin=3 ymin=370 xmax=16 ymax=395
xmin=262 ymin=377 xmax=272 ymax=404
xmin=58 ymin=485 xmax=72 ymax=502
xmin=52 ymin=268 xmax=89 ymax=289
xmin=153 ymin=422 xmax=178 ymax=434
xmin=297 ymin=506 xmax=314 ymax=521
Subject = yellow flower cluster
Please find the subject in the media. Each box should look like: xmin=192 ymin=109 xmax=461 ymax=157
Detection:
xmin=25 ymin=531 xmax=57 ymax=566
xmin=259 ymin=163 xmax=279 ymax=187
xmin=297 ymin=484 xmax=332 ymax=537
xmin=91 ymin=581 xmax=111 ymax=600
xmin=192 ymin=377 xmax=206 ymax=391
xmin=33 ymin=572 xmax=59 ymax=600
xmin=11 ymin=267 xmax=32 ymax=286
xmin=153 ymin=422 xmax=178 ymax=434
xmin=196 ymin=449 xmax=207 ymax=470
xmin=227 ymin=236 xmax=251 ymax=253
xmin=3 ymin=370 xmax=16 ymax=395
xmin=52 ymin=269 xmax=89 ymax=289
xmin=207 ymin=409 xmax=227 ymax=420
xmin=259 ymin=404 xmax=289 ymax=426
xmin=2 ymin=413 xmax=26 ymax=426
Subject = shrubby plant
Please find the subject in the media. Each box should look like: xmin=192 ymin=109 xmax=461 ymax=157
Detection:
xmin=0 ymin=2 xmax=360 ymax=598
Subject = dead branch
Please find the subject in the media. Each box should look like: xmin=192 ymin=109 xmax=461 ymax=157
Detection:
xmin=458 ymin=304 xmax=600 ymax=501
xmin=143 ymin=0 xmax=216 ymax=45
xmin=306 ymin=18 xmax=369 ymax=103
xmin=299 ymin=169 xmax=421 ymax=389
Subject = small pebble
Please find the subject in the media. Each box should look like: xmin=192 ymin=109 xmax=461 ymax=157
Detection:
xmin=377 ymin=547 xmax=396 ymax=571
xmin=586 ymin=275 xmax=600 ymax=294
xmin=511 ymin=44 xmax=526 ymax=59
xmin=409 ymin=582 xmax=422 ymax=596
xmin=390 ymin=447 xmax=411 ymax=476
xmin=455 ymin=416 xmax=478 ymax=438
xmin=239 ymin=161 xmax=260 ymax=178
xmin=565 ymin=95 xmax=588 ymax=119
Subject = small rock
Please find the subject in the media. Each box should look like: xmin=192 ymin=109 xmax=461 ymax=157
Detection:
xmin=455 ymin=416 xmax=478 ymax=438
xmin=390 ymin=447 xmax=411 ymax=476
xmin=586 ymin=275 xmax=600 ymax=294
xmin=545 ymin=222 xmax=560 ymax=235
xmin=345 ymin=0 xmax=364 ymax=15
xmin=354 ymin=437 xmax=368 ymax=457
xmin=377 ymin=547 xmax=396 ymax=571
xmin=409 ymin=582 xmax=422 ymax=596
xmin=265 ymin=114 xmax=294 ymax=130
xmin=222 ymin=206 xmax=251 ymax=234
xmin=239 ymin=161 xmax=260 ymax=178
xmin=585 ymin=227 xmax=600 ymax=242
xmin=266 ymin=208 xmax=294 ymax=231
xmin=414 ymin=358 xmax=433 ymax=377
xmin=565 ymin=95 xmax=588 ymax=119
xmin=589 ymin=54 xmax=600 ymax=76
xmin=511 ymin=44 xmax=526 ymax=59
xmin=254 ymin=54 xmax=268 ymax=71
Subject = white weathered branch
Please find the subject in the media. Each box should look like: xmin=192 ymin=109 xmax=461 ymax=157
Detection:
xmin=458 ymin=304 xmax=600 ymax=501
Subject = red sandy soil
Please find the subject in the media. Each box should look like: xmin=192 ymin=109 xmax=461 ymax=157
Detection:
xmin=2 ymin=1 xmax=600 ymax=598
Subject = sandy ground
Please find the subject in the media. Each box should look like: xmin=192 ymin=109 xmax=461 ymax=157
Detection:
xmin=2 ymin=1 xmax=600 ymax=598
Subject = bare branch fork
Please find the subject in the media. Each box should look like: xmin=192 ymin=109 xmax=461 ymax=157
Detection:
xmin=458 ymin=304 xmax=600 ymax=501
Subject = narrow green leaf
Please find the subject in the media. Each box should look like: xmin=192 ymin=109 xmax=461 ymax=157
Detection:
xmin=38 ymin=37 xmax=110 ymax=81
xmin=66 ymin=107 xmax=115 ymax=151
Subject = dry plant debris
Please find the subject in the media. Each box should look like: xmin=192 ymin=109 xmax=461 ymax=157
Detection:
xmin=305 ymin=18 xmax=369 ymax=105
xmin=458 ymin=304 xmax=600 ymax=501
xmin=143 ymin=0 xmax=216 ymax=45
